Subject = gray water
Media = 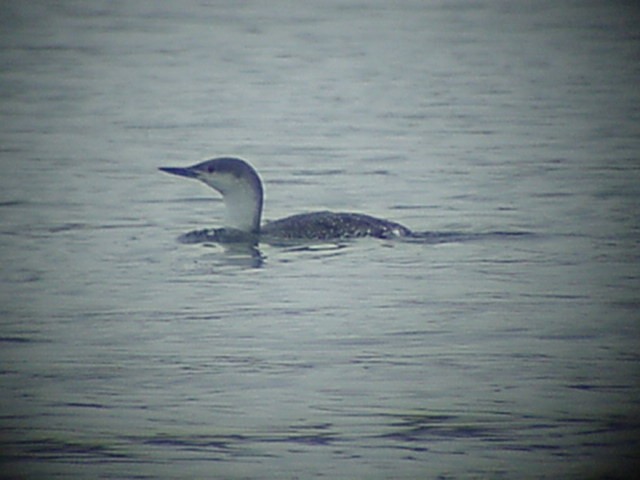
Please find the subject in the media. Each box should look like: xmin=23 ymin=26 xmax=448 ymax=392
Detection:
xmin=1 ymin=1 xmax=639 ymax=479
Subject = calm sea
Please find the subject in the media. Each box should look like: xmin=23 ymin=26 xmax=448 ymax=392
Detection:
xmin=1 ymin=1 xmax=639 ymax=479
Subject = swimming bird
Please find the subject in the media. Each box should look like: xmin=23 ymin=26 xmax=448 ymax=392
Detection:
xmin=159 ymin=157 xmax=411 ymax=243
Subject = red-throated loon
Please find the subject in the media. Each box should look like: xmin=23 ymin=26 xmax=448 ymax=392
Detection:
xmin=159 ymin=157 xmax=411 ymax=243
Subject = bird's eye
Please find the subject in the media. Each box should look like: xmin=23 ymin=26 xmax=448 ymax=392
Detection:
xmin=208 ymin=165 xmax=216 ymax=173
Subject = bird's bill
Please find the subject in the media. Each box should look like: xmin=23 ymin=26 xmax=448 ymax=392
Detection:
xmin=158 ymin=167 xmax=199 ymax=179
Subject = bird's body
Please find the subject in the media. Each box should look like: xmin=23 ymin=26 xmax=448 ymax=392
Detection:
xmin=262 ymin=211 xmax=410 ymax=240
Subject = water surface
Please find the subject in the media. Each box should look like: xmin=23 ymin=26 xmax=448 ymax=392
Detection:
xmin=1 ymin=1 xmax=639 ymax=479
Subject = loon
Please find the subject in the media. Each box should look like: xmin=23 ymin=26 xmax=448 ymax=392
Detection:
xmin=159 ymin=157 xmax=411 ymax=242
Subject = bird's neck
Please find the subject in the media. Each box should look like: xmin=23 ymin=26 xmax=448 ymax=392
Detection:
xmin=221 ymin=179 xmax=263 ymax=234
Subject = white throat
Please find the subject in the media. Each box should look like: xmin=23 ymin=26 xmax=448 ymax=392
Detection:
xmin=201 ymin=173 xmax=263 ymax=233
